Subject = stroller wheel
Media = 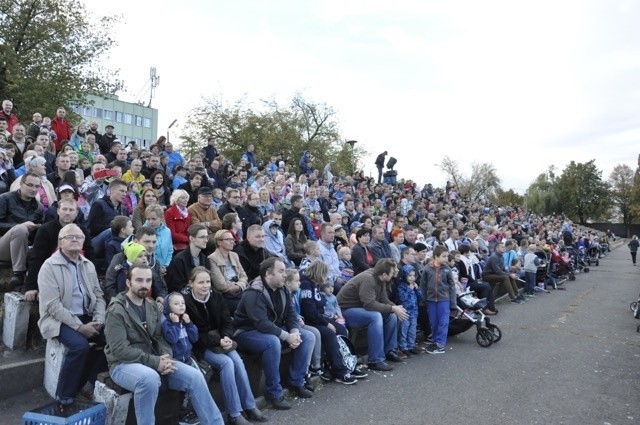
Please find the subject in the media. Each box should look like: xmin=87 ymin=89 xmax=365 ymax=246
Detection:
xmin=630 ymin=301 xmax=638 ymax=312
xmin=476 ymin=328 xmax=494 ymax=347
xmin=569 ymin=274 xmax=576 ymax=281
xmin=586 ymin=260 xmax=591 ymax=266
xmin=487 ymin=324 xmax=502 ymax=343
xmin=595 ymin=260 xmax=599 ymax=266
xmin=583 ymin=267 xmax=590 ymax=273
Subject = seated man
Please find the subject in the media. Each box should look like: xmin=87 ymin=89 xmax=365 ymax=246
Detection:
xmin=481 ymin=242 xmax=525 ymax=304
xmin=24 ymin=198 xmax=93 ymax=302
xmin=104 ymin=265 xmax=223 ymax=425
xmin=234 ymin=224 xmax=273 ymax=281
xmin=0 ymin=171 xmax=44 ymax=287
xmin=336 ymin=259 xmax=408 ymax=371
xmin=37 ymin=223 xmax=107 ymax=405
xmin=87 ymin=178 xmax=128 ymax=257
xmin=233 ymin=257 xmax=314 ymax=410
xmin=165 ymin=223 xmax=211 ymax=293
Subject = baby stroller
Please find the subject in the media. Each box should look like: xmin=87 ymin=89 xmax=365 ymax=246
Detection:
xmin=448 ymin=290 xmax=502 ymax=347
xmin=586 ymin=246 xmax=600 ymax=266
xmin=630 ymin=294 xmax=640 ymax=332
xmin=565 ymin=246 xmax=589 ymax=274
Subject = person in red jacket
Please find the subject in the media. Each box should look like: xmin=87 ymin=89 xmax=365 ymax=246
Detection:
xmin=50 ymin=106 xmax=72 ymax=152
xmin=0 ymin=100 xmax=20 ymax=134
xmin=164 ymin=189 xmax=192 ymax=252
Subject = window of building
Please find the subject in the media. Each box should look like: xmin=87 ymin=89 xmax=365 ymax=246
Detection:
xmin=71 ymin=104 xmax=81 ymax=114
xmin=143 ymin=117 xmax=151 ymax=128
xmin=115 ymin=111 xmax=123 ymax=123
xmin=124 ymin=113 xmax=132 ymax=124
xmin=83 ymin=106 xmax=92 ymax=116
xmin=104 ymin=110 xmax=112 ymax=120
xmin=94 ymin=108 xmax=103 ymax=118
xmin=135 ymin=115 xmax=143 ymax=126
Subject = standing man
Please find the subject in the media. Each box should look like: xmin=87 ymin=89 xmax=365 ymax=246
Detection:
xmin=337 ymin=259 xmax=408 ymax=371
xmin=50 ymin=107 xmax=72 ymax=152
xmin=374 ymin=151 xmax=387 ymax=184
xmin=233 ymin=257 xmax=314 ymax=410
xmin=0 ymin=172 xmax=44 ymax=287
xmin=86 ymin=121 xmax=102 ymax=144
xmin=202 ymin=137 xmax=219 ymax=168
xmin=38 ymin=223 xmax=107 ymax=405
xmin=27 ymin=112 xmax=43 ymax=139
xmin=104 ymin=265 xmax=223 ymax=425
xmin=0 ymin=100 xmax=19 ymax=135
xmin=99 ymin=125 xmax=117 ymax=155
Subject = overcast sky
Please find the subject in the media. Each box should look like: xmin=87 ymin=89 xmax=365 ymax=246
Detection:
xmin=90 ymin=0 xmax=640 ymax=193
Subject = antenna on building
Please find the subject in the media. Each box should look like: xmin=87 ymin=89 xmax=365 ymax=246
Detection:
xmin=148 ymin=67 xmax=160 ymax=108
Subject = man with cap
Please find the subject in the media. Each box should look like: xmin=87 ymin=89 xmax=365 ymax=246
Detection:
xmin=99 ymin=125 xmax=117 ymax=155
xmin=188 ymin=186 xmax=222 ymax=250
xmin=24 ymin=197 xmax=93 ymax=301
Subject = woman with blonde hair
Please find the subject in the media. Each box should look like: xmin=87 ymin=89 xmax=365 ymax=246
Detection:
xmin=164 ymin=189 xmax=191 ymax=252
xmin=209 ymin=230 xmax=248 ymax=315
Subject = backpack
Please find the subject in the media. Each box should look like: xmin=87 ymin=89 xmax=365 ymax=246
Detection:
xmin=336 ymin=335 xmax=358 ymax=373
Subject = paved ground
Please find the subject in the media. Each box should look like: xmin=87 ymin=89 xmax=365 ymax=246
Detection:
xmin=2 ymin=243 xmax=639 ymax=424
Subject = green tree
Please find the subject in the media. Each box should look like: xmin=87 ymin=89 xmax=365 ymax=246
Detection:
xmin=490 ymin=188 xmax=524 ymax=207
xmin=437 ymin=157 xmax=501 ymax=201
xmin=556 ymin=160 xmax=610 ymax=224
xmin=181 ymin=93 xmax=363 ymax=177
xmin=0 ymin=0 xmax=120 ymax=120
xmin=608 ymin=164 xmax=636 ymax=236
xmin=525 ymin=166 xmax=560 ymax=215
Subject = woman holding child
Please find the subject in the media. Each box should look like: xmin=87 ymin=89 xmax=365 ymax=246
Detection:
xmin=184 ymin=266 xmax=267 ymax=425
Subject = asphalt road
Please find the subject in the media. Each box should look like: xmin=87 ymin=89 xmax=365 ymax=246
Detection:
xmin=2 ymin=244 xmax=638 ymax=424
xmin=269 ymin=244 xmax=640 ymax=425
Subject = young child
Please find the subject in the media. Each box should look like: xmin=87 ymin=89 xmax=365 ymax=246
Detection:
xmin=338 ymin=246 xmax=354 ymax=283
xmin=77 ymin=141 xmax=94 ymax=166
xmin=420 ymin=246 xmax=456 ymax=354
xmin=299 ymin=240 xmax=321 ymax=271
xmin=161 ymin=292 xmax=199 ymax=363
xmin=211 ymin=188 xmax=224 ymax=209
xmin=320 ymin=283 xmax=345 ymax=326
xmin=105 ymin=216 xmax=134 ymax=267
xmin=523 ymin=244 xmax=541 ymax=297
xmin=108 ymin=242 xmax=149 ymax=300
xmin=123 ymin=181 xmax=140 ymax=215
xmin=144 ymin=204 xmax=174 ymax=270
xmin=397 ymin=265 xmax=424 ymax=356
xmin=284 ymin=269 xmax=323 ymax=386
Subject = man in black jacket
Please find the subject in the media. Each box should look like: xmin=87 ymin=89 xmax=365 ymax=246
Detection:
xmin=88 ymin=179 xmax=128 ymax=257
xmin=238 ymin=192 xmax=262 ymax=237
xmin=165 ymin=224 xmax=211 ymax=292
xmin=233 ymin=257 xmax=314 ymax=410
xmin=482 ymin=242 xmax=525 ymax=304
xmin=233 ymin=225 xmax=273 ymax=281
xmin=0 ymin=172 xmax=44 ymax=287
xmin=24 ymin=198 xmax=93 ymax=301
xmin=217 ymin=188 xmax=242 ymax=220
xmin=375 ymin=151 xmax=387 ymax=184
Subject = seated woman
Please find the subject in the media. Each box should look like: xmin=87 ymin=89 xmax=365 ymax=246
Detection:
xmin=164 ymin=189 xmax=192 ymax=252
xmin=457 ymin=244 xmax=496 ymax=315
xmin=284 ymin=218 xmax=307 ymax=267
xmin=209 ymin=230 xmax=248 ymax=315
xmin=132 ymin=188 xmax=159 ymax=232
xmin=298 ymin=261 xmax=367 ymax=384
xmin=184 ymin=267 xmax=267 ymax=425
xmin=350 ymin=229 xmax=374 ymax=276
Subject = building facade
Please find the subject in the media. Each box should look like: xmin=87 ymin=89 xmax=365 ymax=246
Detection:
xmin=72 ymin=94 xmax=158 ymax=149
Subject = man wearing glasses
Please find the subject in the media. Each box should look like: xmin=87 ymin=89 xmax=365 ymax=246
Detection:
xmin=0 ymin=171 xmax=44 ymax=287
xmin=38 ymin=223 xmax=107 ymax=405
xmin=165 ymin=223 xmax=212 ymax=293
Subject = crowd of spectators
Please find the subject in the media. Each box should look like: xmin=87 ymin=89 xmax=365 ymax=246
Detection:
xmin=0 ymin=99 xmax=613 ymax=424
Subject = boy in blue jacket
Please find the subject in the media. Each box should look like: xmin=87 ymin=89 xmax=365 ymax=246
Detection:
xmin=397 ymin=265 xmax=424 ymax=356
xmin=162 ymin=292 xmax=199 ymax=363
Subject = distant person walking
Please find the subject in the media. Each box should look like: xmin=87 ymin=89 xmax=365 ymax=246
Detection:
xmin=374 ymin=151 xmax=387 ymax=184
xmin=628 ymin=236 xmax=639 ymax=266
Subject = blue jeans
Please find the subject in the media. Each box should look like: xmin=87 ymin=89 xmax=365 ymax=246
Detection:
xmin=427 ymin=300 xmax=450 ymax=349
xmin=56 ymin=317 xmax=107 ymax=400
xmin=342 ymin=308 xmax=397 ymax=364
xmin=110 ymin=361 xmax=223 ymax=425
xmin=202 ymin=350 xmax=256 ymax=418
xmin=235 ymin=328 xmax=314 ymax=399
xmin=524 ymin=271 xmax=536 ymax=293
xmin=91 ymin=228 xmax=111 ymax=258
xmin=398 ymin=315 xmax=417 ymax=351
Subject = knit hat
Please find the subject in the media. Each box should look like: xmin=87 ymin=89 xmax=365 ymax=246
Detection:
xmin=401 ymin=264 xmax=415 ymax=280
xmin=123 ymin=242 xmax=146 ymax=264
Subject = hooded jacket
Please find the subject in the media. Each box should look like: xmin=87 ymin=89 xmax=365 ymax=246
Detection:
xmin=232 ymin=277 xmax=299 ymax=340
xmin=419 ymin=263 xmax=456 ymax=304
xmin=263 ymin=220 xmax=287 ymax=261
xmin=298 ymin=272 xmax=329 ymax=326
xmin=161 ymin=295 xmax=198 ymax=362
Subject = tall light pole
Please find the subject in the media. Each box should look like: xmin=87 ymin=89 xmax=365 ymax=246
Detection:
xmin=167 ymin=118 xmax=178 ymax=143
xmin=346 ymin=140 xmax=358 ymax=175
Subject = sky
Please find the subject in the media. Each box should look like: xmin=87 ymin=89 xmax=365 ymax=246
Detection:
xmin=89 ymin=0 xmax=640 ymax=193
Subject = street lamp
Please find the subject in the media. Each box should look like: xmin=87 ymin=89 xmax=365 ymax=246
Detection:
xmin=346 ymin=140 xmax=358 ymax=175
xmin=167 ymin=118 xmax=178 ymax=143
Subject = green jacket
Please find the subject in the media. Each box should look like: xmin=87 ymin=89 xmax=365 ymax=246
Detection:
xmin=104 ymin=292 xmax=172 ymax=373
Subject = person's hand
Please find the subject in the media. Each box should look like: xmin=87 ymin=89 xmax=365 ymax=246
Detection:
xmin=286 ymin=332 xmax=301 ymax=349
xmin=22 ymin=221 xmax=40 ymax=231
xmin=509 ymin=273 xmax=517 ymax=279
xmin=228 ymin=284 xmax=240 ymax=294
xmin=182 ymin=313 xmax=191 ymax=324
xmin=327 ymin=323 xmax=336 ymax=333
xmin=156 ymin=297 xmax=164 ymax=313
xmin=220 ymin=336 xmax=233 ymax=350
xmin=23 ymin=290 xmax=38 ymax=302
xmin=78 ymin=323 xmax=99 ymax=339
xmin=91 ymin=321 xmax=103 ymax=331
xmin=169 ymin=313 xmax=179 ymax=323
xmin=392 ymin=305 xmax=409 ymax=321
xmin=157 ymin=354 xmax=176 ymax=375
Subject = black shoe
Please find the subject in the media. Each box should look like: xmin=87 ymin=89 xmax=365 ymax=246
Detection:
xmin=289 ymin=385 xmax=313 ymax=398
xmin=350 ymin=368 xmax=368 ymax=379
xmin=368 ymin=361 xmax=393 ymax=372
xmin=9 ymin=273 xmax=24 ymax=289
xmin=334 ymin=374 xmax=358 ymax=385
xmin=245 ymin=408 xmax=268 ymax=422
xmin=230 ymin=415 xmax=252 ymax=425
xmin=385 ymin=350 xmax=402 ymax=363
xmin=267 ymin=396 xmax=291 ymax=410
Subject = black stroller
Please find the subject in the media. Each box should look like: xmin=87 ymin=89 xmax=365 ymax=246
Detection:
xmin=586 ymin=246 xmax=600 ymax=266
xmin=448 ymin=290 xmax=502 ymax=347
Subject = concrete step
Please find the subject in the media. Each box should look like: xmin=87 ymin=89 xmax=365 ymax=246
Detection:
xmin=0 ymin=343 xmax=45 ymax=400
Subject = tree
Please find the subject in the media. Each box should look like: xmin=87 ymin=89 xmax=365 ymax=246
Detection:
xmin=490 ymin=188 xmax=524 ymax=207
xmin=608 ymin=164 xmax=636 ymax=236
xmin=438 ymin=156 xmax=463 ymax=193
xmin=0 ymin=0 xmax=120 ymax=120
xmin=437 ymin=157 xmax=501 ymax=201
xmin=555 ymin=160 xmax=610 ymax=225
xmin=526 ymin=166 xmax=560 ymax=215
xmin=181 ymin=93 xmax=364 ymax=177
